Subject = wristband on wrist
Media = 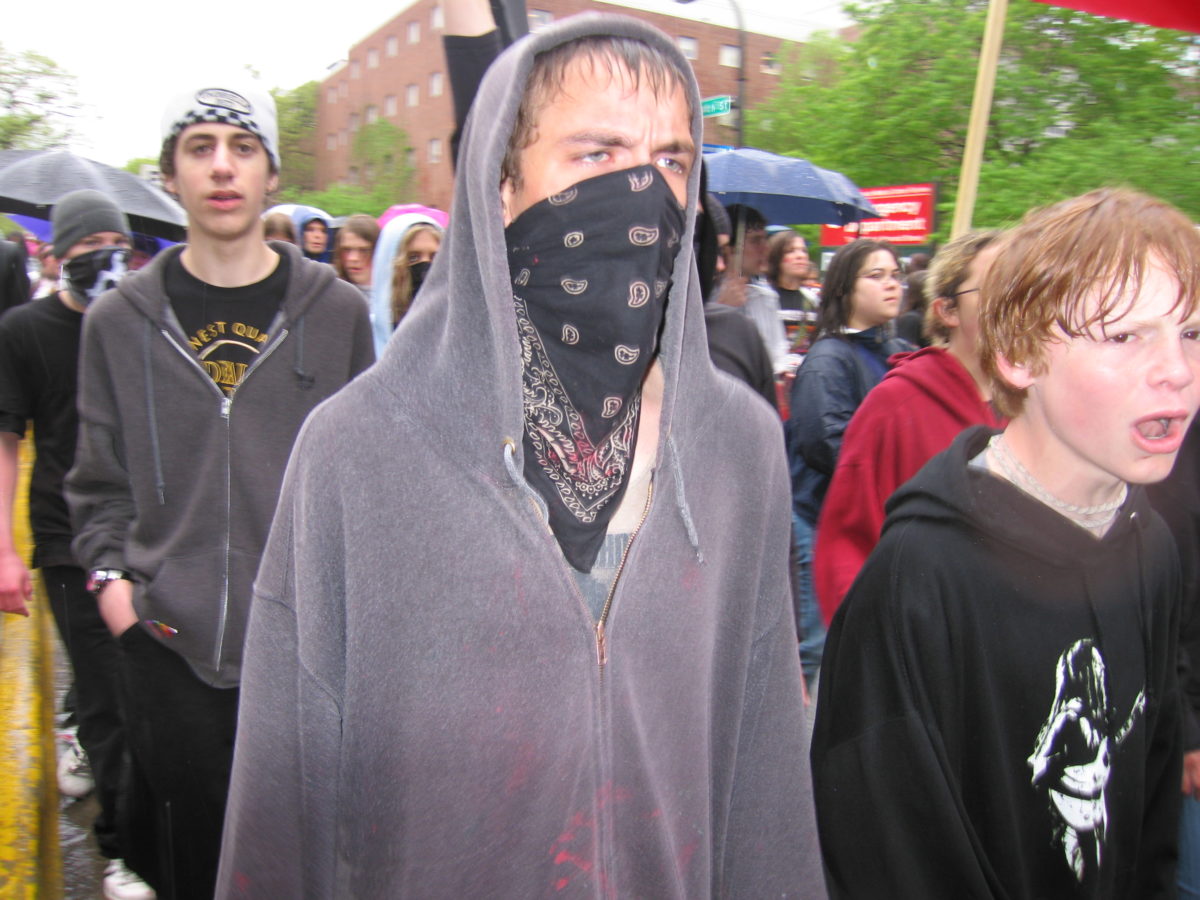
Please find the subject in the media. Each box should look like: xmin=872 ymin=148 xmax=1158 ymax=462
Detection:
xmin=87 ymin=568 xmax=131 ymax=597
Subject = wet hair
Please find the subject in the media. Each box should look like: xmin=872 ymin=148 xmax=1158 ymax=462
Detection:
xmin=391 ymin=224 xmax=443 ymax=326
xmin=922 ymin=230 xmax=999 ymax=345
xmin=905 ymin=252 xmax=930 ymax=274
xmin=980 ymin=188 xmax=1200 ymax=417
xmin=766 ymin=231 xmax=806 ymax=287
xmin=722 ymin=204 xmax=767 ymax=245
xmin=903 ymin=271 xmax=928 ymax=315
xmin=263 ymin=212 xmax=296 ymax=243
xmin=815 ymin=239 xmax=899 ymax=339
xmin=501 ymin=35 xmax=694 ymax=191
xmin=334 ymin=214 xmax=381 ymax=282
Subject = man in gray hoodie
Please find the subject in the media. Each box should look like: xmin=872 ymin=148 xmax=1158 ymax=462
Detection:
xmin=66 ymin=80 xmax=374 ymax=899
xmin=218 ymin=15 xmax=822 ymax=898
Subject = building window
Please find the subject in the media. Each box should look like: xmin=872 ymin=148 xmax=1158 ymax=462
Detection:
xmin=429 ymin=138 xmax=443 ymax=164
xmin=348 ymin=166 xmax=359 ymax=185
xmin=676 ymin=36 xmax=698 ymax=60
xmin=408 ymin=21 xmax=420 ymax=44
xmin=326 ymin=87 xmax=337 ymax=105
xmin=406 ymin=84 xmax=419 ymax=107
xmin=350 ymin=112 xmax=360 ymax=132
xmin=385 ymin=94 xmax=397 ymax=116
xmin=366 ymin=105 xmax=378 ymax=124
xmin=339 ymin=81 xmax=348 ymax=98
xmin=528 ymin=9 xmax=554 ymax=31
xmin=326 ymin=133 xmax=337 ymax=150
xmin=761 ymin=51 xmax=781 ymax=75
xmin=431 ymin=5 xmax=444 ymax=29
xmin=367 ymin=49 xmax=380 ymax=69
xmin=386 ymin=35 xmax=399 ymax=57
xmin=350 ymin=60 xmax=361 ymax=79
xmin=405 ymin=148 xmax=416 ymax=167
xmin=719 ymin=45 xmax=740 ymax=68
xmin=429 ymin=71 xmax=444 ymax=98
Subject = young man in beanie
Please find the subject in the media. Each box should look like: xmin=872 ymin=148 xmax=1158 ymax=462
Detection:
xmin=65 ymin=80 xmax=374 ymax=899
xmin=0 ymin=190 xmax=154 ymax=899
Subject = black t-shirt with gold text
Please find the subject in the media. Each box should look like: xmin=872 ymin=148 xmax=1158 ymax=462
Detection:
xmin=166 ymin=251 xmax=289 ymax=395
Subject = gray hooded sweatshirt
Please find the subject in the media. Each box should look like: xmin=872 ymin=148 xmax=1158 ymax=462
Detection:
xmin=66 ymin=241 xmax=375 ymax=687
xmin=217 ymin=14 xmax=824 ymax=898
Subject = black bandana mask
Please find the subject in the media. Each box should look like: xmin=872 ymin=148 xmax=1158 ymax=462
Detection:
xmin=506 ymin=165 xmax=686 ymax=572
xmin=62 ymin=247 xmax=131 ymax=307
xmin=409 ymin=260 xmax=432 ymax=298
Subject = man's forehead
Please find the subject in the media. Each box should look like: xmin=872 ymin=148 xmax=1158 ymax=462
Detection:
xmin=532 ymin=50 xmax=688 ymax=114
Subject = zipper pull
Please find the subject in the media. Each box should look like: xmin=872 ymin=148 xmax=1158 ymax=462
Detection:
xmin=220 ymin=397 xmax=232 ymax=419
xmin=596 ymin=620 xmax=607 ymax=668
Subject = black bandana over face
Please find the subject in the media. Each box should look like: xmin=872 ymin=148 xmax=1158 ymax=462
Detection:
xmin=409 ymin=260 xmax=432 ymax=297
xmin=506 ymin=165 xmax=686 ymax=572
xmin=62 ymin=247 xmax=131 ymax=307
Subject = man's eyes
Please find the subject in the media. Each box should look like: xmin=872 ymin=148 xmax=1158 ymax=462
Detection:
xmin=656 ymin=156 xmax=688 ymax=175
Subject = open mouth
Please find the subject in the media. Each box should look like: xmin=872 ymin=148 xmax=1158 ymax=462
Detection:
xmin=1136 ymin=417 xmax=1172 ymax=440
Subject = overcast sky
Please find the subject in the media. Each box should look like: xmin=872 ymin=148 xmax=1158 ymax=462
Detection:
xmin=5 ymin=0 xmax=847 ymax=168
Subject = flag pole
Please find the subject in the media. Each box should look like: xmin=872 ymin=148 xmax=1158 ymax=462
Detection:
xmin=951 ymin=0 xmax=1009 ymax=238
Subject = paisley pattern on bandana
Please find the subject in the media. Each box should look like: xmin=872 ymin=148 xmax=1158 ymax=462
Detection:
xmin=506 ymin=165 xmax=685 ymax=572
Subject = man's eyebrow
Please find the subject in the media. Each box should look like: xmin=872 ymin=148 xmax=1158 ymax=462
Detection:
xmin=656 ymin=139 xmax=695 ymax=156
xmin=562 ymin=131 xmax=634 ymax=148
xmin=182 ymin=129 xmax=259 ymax=144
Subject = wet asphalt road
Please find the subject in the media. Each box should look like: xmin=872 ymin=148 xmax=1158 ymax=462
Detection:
xmin=55 ymin=653 xmax=110 ymax=899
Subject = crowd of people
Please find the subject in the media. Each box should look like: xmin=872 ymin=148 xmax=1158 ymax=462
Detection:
xmin=0 ymin=6 xmax=1198 ymax=900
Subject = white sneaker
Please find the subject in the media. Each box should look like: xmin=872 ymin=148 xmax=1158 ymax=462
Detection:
xmin=56 ymin=732 xmax=94 ymax=798
xmin=103 ymin=859 xmax=156 ymax=900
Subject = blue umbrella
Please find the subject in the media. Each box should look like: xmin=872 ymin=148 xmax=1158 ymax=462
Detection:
xmin=704 ymin=148 xmax=879 ymax=226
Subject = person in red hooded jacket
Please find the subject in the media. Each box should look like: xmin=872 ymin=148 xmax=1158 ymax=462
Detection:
xmin=813 ymin=230 xmax=1006 ymax=624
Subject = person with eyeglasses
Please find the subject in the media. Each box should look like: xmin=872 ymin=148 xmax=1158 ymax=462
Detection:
xmin=813 ymin=231 xmax=1007 ymax=626
xmin=786 ymin=238 xmax=913 ymax=688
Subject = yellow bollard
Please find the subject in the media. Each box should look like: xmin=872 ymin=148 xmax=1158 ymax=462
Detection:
xmin=0 ymin=439 xmax=62 ymax=898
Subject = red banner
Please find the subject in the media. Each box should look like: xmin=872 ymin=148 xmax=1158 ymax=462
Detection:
xmin=1032 ymin=0 xmax=1199 ymax=33
xmin=821 ymin=184 xmax=936 ymax=247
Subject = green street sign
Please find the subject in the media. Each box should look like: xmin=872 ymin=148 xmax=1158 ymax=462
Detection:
xmin=701 ymin=95 xmax=733 ymax=118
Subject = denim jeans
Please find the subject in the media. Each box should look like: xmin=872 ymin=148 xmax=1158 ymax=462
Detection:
xmin=792 ymin=512 xmax=825 ymax=686
xmin=1182 ymin=795 xmax=1200 ymax=899
xmin=42 ymin=565 xmax=125 ymax=860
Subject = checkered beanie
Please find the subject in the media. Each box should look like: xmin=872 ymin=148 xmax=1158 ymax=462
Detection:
xmin=161 ymin=82 xmax=280 ymax=171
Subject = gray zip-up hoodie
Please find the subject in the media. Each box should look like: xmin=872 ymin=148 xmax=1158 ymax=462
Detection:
xmin=66 ymin=241 xmax=374 ymax=687
xmin=217 ymin=14 xmax=824 ymax=898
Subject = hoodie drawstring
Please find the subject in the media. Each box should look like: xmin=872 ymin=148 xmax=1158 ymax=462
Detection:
xmin=144 ymin=318 xmax=167 ymax=505
xmin=667 ymin=434 xmax=703 ymax=564
xmin=292 ymin=316 xmax=315 ymax=390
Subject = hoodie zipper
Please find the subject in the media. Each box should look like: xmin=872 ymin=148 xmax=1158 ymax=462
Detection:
xmin=595 ymin=480 xmax=654 ymax=669
xmin=159 ymin=326 xmax=290 ymax=673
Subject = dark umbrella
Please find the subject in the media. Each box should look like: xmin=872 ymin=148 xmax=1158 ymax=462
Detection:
xmin=0 ymin=149 xmax=187 ymax=241
xmin=704 ymin=148 xmax=879 ymax=226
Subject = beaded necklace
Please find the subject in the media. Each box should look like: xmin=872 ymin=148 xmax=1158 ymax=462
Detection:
xmin=987 ymin=434 xmax=1127 ymax=533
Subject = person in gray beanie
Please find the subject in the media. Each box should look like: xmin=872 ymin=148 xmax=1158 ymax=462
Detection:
xmin=0 ymin=190 xmax=155 ymax=899
xmin=65 ymin=78 xmax=372 ymax=900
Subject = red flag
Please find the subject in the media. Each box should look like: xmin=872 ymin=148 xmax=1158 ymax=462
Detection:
xmin=1032 ymin=0 xmax=1200 ymax=32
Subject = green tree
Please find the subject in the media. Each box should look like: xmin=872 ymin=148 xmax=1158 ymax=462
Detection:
xmin=747 ymin=1 xmax=1200 ymax=237
xmin=349 ymin=120 xmax=415 ymax=211
xmin=0 ymin=44 xmax=79 ymax=149
xmin=276 ymin=120 xmax=416 ymax=218
xmin=272 ymin=81 xmax=320 ymax=195
xmin=123 ymin=156 xmax=158 ymax=175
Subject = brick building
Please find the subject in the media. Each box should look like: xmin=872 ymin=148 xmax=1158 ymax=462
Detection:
xmin=315 ymin=0 xmax=791 ymax=211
